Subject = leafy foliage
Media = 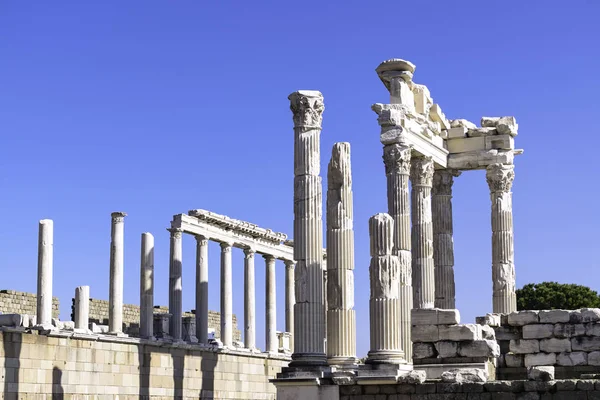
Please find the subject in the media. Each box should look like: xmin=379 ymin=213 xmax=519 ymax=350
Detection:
xmin=516 ymin=282 xmax=600 ymax=310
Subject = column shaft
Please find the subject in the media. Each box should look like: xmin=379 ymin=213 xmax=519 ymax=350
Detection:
xmin=195 ymin=236 xmax=209 ymax=344
xmin=289 ymin=90 xmax=326 ymax=366
xmin=487 ymin=164 xmax=517 ymax=313
xmin=140 ymin=233 xmax=154 ymax=339
xmin=220 ymin=242 xmax=233 ymax=346
xmin=265 ymin=255 xmax=277 ymax=353
xmin=410 ymin=157 xmax=435 ymax=310
xmin=432 ymin=170 xmax=460 ymax=309
xmin=74 ymin=285 xmax=89 ymax=330
xmin=109 ymin=212 xmax=126 ymax=334
xmin=37 ymin=219 xmax=54 ymax=327
xmin=285 ymin=260 xmax=295 ymax=352
xmin=169 ymin=228 xmax=183 ymax=341
xmin=244 ymin=248 xmax=256 ymax=350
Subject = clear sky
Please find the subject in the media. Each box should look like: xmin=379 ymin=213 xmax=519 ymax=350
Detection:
xmin=1 ymin=1 xmax=599 ymax=358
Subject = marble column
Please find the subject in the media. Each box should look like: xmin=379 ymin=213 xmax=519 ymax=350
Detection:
xmin=326 ymin=142 xmax=357 ymax=366
xmin=140 ymin=232 xmax=154 ymax=339
xmin=382 ymin=142 xmax=413 ymax=362
xmin=367 ymin=213 xmax=406 ymax=364
xmin=244 ymin=247 xmax=256 ymax=350
xmin=195 ymin=235 xmax=209 ymax=344
xmin=74 ymin=285 xmax=89 ymax=330
xmin=410 ymin=157 xmax=435 ymax=310
xmin=265 ymin=255 xmax=277 ymax=353
xmin=432 ymin=170 xmax=461 ymax=309
xmin=487 ymin=163 xmax=517 ymax=313
xmin=109 ymin=212 xmax=126 ymax=334
xmin=168 ymin=228 xmax=183 ymax=341
xmin=220 ymin=241 xmax=233 ymax=346
xmin=289 ymin=90 xmax=326 ymax=366
xmin=36 ymin=219 xmax=54 ymax=328
xmin=284 ymin=260 xmax=295 ymax=351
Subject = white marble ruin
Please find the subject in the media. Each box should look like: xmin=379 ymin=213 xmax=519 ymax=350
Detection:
xmin=73 ymin=285 xmax=90 ymax=331
xmin=140 ymin=232 xmax=154 ymax=339
xmin=109 ymin=212 xmax=126 ymax=335
xmin=35 ymin=219 xmax=54 ymax=330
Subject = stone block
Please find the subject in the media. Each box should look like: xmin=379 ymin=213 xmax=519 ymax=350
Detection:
xmin=411 ymin=309 xmax=439 ymax=325
xmin=439 ymin=324 xmax=482 ymax=341
xmin=485 ymin=134 xmax=514 ymax=150
xmin=510 ymin=339 xmax=540 ymax=354
xmin=435 ymin=341 xmax=459 ymax=358
xmin=505 ymin=353 xmax=524 ymax=367
xmin=413 ymin=342 xmax=436 ymax=359
xmin=572 ymin=337 xmax=600 ymax=351
xmin=448 ymin=126 xmax=467 ymax=139
xmin=527 ymin=366 xmax=555 ymax=381
xmin=494 ymin=326 xmax=521 ymax=341
xmin=430 ymin=104 xmax=451 ymax=130
xmin=524 ymin=352 xmax=556 ymax=367
xmin=496 ymin=116 xmax=518 ymax=136
xmin=481 ymin=325 xmax=496 ymax=340
xmin=441 ymin=368 xmax=488 ymax=383
xmin=581 ymin=308 xmax=600 ymax=322
xmin=411 ymin=325 xmax=439 ymax=342
xmin=585 ymin=323 xmax=600 ymax=336
xmin=554 ymin=323 xmax=585 ymax=338
xmin=447 ymin=149 xmax=515 ymax=170
xmin=481 ymin=117 xmax=500 ymax=127
xmin=507 ymin=311 xmax=539 ymax=326
xmin=467 ymin=127 xmax=496 ymax=137
xmin=556 ymin=351 xmax=587 ymax=366
xmin=412 ymin=84 xmax=432 ymax=115
xmin=539 ymin=338 xmax=571 ymax=353
xmin=522 ymin=324 xmax=554 ymax=339
xmin=539 ymin=310 xmax=571 ymax=324
xmin=438 ymin=309 xmax=460 ymax=325
xmin=451 ymin=119 xmax=477 ymax=130
xmin=446 ymin=137 xmax=486 ymax=154
xmin=458 ymin=340 xmax=500 ymax=358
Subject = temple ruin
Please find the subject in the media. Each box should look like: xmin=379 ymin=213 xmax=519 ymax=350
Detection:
xmin=3 ymin=58 xmax=600 ymax=400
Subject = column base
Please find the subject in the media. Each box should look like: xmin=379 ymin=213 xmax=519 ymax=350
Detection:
xmin=106 ymin=331 xmax=129 ymax=338
xmin=289 ymin=352 xmax=328 ymax=367
xmin=366 ymin=350 xmax=407 ymax=365
xmin=327 ymin=356 xmax=358 ymax=367
xmin=33 ymin=323 xmax=56 ymax=332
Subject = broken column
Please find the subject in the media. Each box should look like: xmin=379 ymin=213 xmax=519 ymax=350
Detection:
xmin=432 ymin=169 xmax=460 ymax=309
xmin=284 ymin=259 xmax=295 ymax=352
xmin=289 ymin=90 xmax=326 ymax=366
xmin=326 ymin=142 xmax=357 ymax=366
xmin=196 ymin=235 xmax=209 ymax=344
xmin=36 ymin=219 xmax=54 ymax=329
xmin=109 ymin=212 xmax=126 ymax=334
xmin=367 ymin=213 xmax=406 ymax=364
xmin=168 ymin=228 xmax=183 ymax=341
xmin=220 ymin=241 xmax=233 ymax=346
xmin=74 ymin=285 xmax=90 ymax=331
xmin=410 ymin=157 xmax=435 ymax=310
xmin=140 ymin=232 xmax=154 ymax=339
xmin=486 ymin=163 xmax=517 ymax=313
xmin=265 ymin=254 xmax=277 ymax=353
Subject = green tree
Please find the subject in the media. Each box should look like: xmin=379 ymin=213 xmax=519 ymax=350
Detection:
xmin=516 ymin=282 xmax=600 ymax=310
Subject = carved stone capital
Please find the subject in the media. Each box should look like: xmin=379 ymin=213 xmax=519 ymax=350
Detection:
xmin=382 ymin=144 xmax=411 ymax=175
xmin=289 ymin=90 xmax=324 ymax=130
xmin=284 ymin=260 xmax=296 ymax=269
xmin=432 ymin=169 xmax=461 ymax=196
xmin=410 ymin=156 xmax=435 ymax=186
xmin=220 ymin=241 xmax=233 ymax=252
xmin=486 ymin=164 xmax=515 ymax=193
xmin=263 ymin=254 xmax=276 ymax=263
xmin=111 ymin=211 xmax=127 ymax=223
xmin=195 ymin=235 xmax=208 ymax=246
xmin=243 ymin=247 xmax=255 ymax=259
xmin=168 ymin=228 xmax=183 ymax=239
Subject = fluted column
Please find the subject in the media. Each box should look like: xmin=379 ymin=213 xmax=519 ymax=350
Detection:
xmin=432 ymin=170 xmax=461 ymax=309
xmin=140 ymin=233 xmax=154 ymax=339
xmin=326 ymin=142 xmax=357 ymax=366
xmin=244 ymin=247 xmax=256 ymax=350
xmin=36 ymin=219 xmax=54 ymax=329
xmin=109 ymin=212 xmax=126 ymax=334
xmin=220 ymin=241 xmax=233 ymax=346
xmin=168 ymin=228 xmax=183 ymax=341
xmin=195 ymin=235 xmax=209 ymax=344
xmin=74 ymin=285 xmax=89 ymax=330
xmin=367 ymin=213 xmax=406 ymax=364
xmin=289 ymin=90 xmax=326 ymax=366
xmin=410 ymin=157 xmax=435 ymax=310
xmin=487 ymin=163 xmax=517 ymax=313
xmin=284 ymin=260 xmax=295 ymax=352
xmin=265 ymin=255 xmax=277 ymax=353
xmin=382 ymin=143 xmax=413 ymax=362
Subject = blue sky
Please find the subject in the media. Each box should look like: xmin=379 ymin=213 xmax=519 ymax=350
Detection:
xmin=1 ymin=1 xmax=599 ymax=357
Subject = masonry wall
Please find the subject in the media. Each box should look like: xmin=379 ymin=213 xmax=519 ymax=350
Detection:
xmin=0 ymin=290 xmax=59 ymax=319
xmin=0 ymin=330 xmax=288 ymax=400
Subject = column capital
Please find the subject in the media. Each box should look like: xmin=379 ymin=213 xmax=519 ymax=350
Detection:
xmin=410 ymin=156 xmax=434 ymax=187
xmin=383 ymin=143 xmax=411 ymax=175
xmin=195 ymin=235 xmax=208 ymax=245
xmin=168 ymin=228 xmax=183 ymax=239
xmin=289 ymin=90 xmax=324 ymax=130
xmin=432 ymin=169 xmax=461 ymax=196
xmin=243 ymin=247 xmax=256 ymax=258
xmin=284 ymin=259 xmax=296 ymax=269
xmin=486 ymin=163 xmax=515 ymax=193
xmin=111 ymin=211 xmax=127 ymax=223
xmin=220 ymin=241 xmax=233 ymax=252
xmin=263 ymin=254 xmax=276 ymax=263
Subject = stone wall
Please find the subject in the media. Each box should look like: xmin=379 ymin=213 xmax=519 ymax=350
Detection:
xmin=0 ymin=290 xmax=59 ymax=319
xmin=0 ymin=329 xmax=288 ymax=399
xmin=71 ymin=297 xmax=241 ymax=341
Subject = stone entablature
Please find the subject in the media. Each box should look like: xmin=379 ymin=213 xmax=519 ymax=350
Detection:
xmin=0 ymin=289 xmax=59 ymax=319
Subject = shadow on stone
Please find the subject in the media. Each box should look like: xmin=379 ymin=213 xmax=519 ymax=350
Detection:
xmin=172 ymin=348 xmax=185 ymax=400
xmin=138 ymin=343 xmax=151 ymax=400
xmin=200 ymin=352 xmax=217 ymax=400
xmin=3 ymin=330 xmax=22 ymax=400
xmin=52 ymin=366 xmax=64 ymax=400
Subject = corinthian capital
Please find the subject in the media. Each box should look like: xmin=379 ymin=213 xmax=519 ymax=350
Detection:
xmin=486 ymin=164 xmax=515 ymax=193
xmin=432 ymin=169 xmax=461 ymax=196
xmin=111 ymin=211 xmax=127 ymax=223
xmin=382 ymin=144 xmax=411 ymax=175
xmin=410 ymin=156 xmax=435 ymax=186
xmin=168 ymin=228 xmax=183 ymax=239
xmin=288 ymin=90 xmax=324 ymax=130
